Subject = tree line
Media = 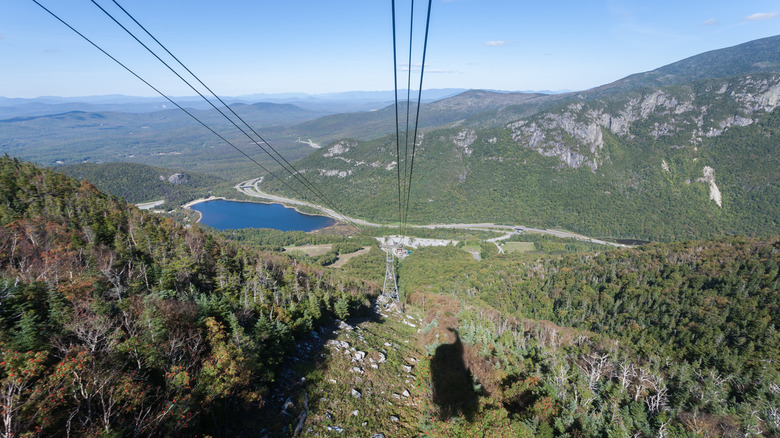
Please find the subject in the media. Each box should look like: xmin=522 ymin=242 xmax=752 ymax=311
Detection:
xmin=0 ymin=156 xmax=376 ymax=436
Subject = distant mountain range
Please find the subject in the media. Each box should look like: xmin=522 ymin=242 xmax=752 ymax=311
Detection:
xmin=0 ymin=88 xmax=572 ymax=118
xmin=1 ymin=35 xmax=779 ymax=241
xmin=0 ymin=90 xmax=466 ymax=117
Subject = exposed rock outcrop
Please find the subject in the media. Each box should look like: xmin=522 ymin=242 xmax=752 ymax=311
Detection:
xmin=697 ymin=166 xmax=723 ymax=207
xmin=507 ymin=75 xmax=780 ymax=171
xmin=167 ymin=173 xmax=190 ymax=184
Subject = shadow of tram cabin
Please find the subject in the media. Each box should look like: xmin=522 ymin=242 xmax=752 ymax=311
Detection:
xmin=430 ymin=328 xmax=480 ymax=421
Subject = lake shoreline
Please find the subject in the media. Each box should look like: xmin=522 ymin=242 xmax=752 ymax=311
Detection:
xmin=183 ymin=196 xmax=333 ymax=220
xmin=188 ymin=196 xmax=338 ymax=233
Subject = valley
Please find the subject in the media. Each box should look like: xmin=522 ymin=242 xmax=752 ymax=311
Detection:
xmin=236 ymin=177 xmax=630 ymax=248
xmin=0 ymin=28 xmax=778 ymax=438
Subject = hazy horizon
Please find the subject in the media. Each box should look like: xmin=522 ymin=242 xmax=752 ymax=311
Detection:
xmin=1 ymin=1 xmax=777 ymax=98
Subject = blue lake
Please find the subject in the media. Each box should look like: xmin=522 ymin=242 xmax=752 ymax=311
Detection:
xmin=190 ymin=199 xmax=335 ymax=231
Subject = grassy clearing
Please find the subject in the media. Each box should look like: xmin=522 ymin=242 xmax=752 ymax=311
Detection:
xmin=284 ymin=244 xmax=333 ymax=257
xmin=461 ymin=245 xmax=482 ymax=261
xmin=329 ymin=246 xmax=371 ymax=268
xmin=461 ymin=245 xmax=481 ymax=253
xmin=502 ymin=241 xmax=536 ymax=253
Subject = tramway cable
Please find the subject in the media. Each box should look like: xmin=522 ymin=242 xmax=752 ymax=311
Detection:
xmin=402 ymin=0 xmax=433 ymax=230
xmin=391 ymin=0 xmax=405 ymax=234
xmin=29 ymin=0 xmax=329 ymax=214
xmin=89 ymin=0 xmax=359 ymax=230
xmin=105 ymin=0 xmax=353 ymax=231
xmin=383 ymin=0 xmax=433 ymax=304
xmin=390 ymin=0 xmax=433 ymax=234
xmin=401 ymin=0 xmax=414 ymax=236
xmin=401 ymin=0 xmax=415 ymax=237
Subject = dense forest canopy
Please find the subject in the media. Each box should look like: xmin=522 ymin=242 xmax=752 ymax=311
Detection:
xmin=0 ymin=154 xmax=778 ymax=436
xmin=0 ymin=155 xmax=376 ymax=436
xmin=400 ymin=236 xmax=779 ymax=436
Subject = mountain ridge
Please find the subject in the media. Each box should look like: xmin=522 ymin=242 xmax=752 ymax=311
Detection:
xmin=261 ymin=71 xmax=780 ymax=241
xmin=587 ymin=34 xmax=780 ymax=98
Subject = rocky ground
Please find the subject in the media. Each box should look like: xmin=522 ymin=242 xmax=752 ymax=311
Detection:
xmin=258 ymin=301 xmax=427 ymax=437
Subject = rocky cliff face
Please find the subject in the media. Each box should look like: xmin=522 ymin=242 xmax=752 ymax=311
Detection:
xmin=507 ymin=74 xmax=780 ymax=171
xmin=259 ymin=69 xmax=780 ymax=241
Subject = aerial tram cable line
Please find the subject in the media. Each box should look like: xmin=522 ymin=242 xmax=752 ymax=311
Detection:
xmin=401 ymin=0 xmax=432 ymax=232
xmin=401 ymin=0 xmax=415 ymax=237
xmin=28 ymin=0 xmax=311 ymax=204
xmin=383 ymin=0 xmax=433 ymax=305
xmin=102 ymin=0 xmax=356 ymax=232
xmin=391 ymin=0 xmax=405 ymax=237
xmin=400 ymin=1 xmax=412 ymax=237
xmin=390 ymin=0 xmax=433 ymax=236
xmin=87 ymin=0 xmax=360 ymax=230
xmin=30 ymin=0 xmax=361 ymax=231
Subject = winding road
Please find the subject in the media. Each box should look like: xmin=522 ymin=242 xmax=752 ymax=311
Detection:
xmin=235 ymin=178 xmax=630 ymax=248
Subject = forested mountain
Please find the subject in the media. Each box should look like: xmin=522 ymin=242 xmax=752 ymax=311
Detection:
xmin=0 ymin=156 xmax=376 ymax=436
xmin=0 ymin=157 xmax=778 ymax=436
xmin=0 ymin=103 xmax=326 ymax=175
xmin=59 ymin=161 xmax=231 ymax=207
xmin=3 ymin=37 xmax=779 ymax=196
xmin=397 ymin=236 xmax=779 ymax=437
xmin=588 ymin=34 xmax=780 ymax=99
xmin=274 ymin=35 xmax=780 ymax=143
xmin=261 ymin=47 xmax=780 ymax=241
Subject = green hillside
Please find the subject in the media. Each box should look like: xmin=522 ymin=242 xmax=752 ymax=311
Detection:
xmin=261 ymin=73 xmax=780 ymax=241
xmin=1 ymin=157 xmax=778 ymax=436
xmin=588 ymin=34 xmax=780 ymax=98
xmin=0 ymin=155 xmax=375 ymax=436
xmin=394 ymin=236 xmax=779 ymax=437
xmin=59 ymin=161 xmax=232 ymax=207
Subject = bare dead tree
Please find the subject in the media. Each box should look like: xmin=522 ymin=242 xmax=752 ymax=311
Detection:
xmin=657 ymin=419 xmax=670 ymax=438
xmin=743 ymin=410 xmax=764 ymax=437
xmin=552 ymin=360 xmax=569 ymax=399
xmin=644 ymin=372 xmax=668 ymax=414
xmin=616 ymin=360 xmax=636 ymax=393
xmin=65 ymin=302 xmax=118 ymax=355
xmin=766 ymin=405 xmax=779 ymax=430
xmin=578 ymin=352 xmax=610 ymax=391
xmin=634 ymin=367 xmax=652 ymax=402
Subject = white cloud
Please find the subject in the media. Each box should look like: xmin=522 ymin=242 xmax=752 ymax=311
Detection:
xmin=744 ymin=12 xmax=778 ymax=21
xmin=484 ymin=40 xmax=507 ymax=47
xmin=398 ymin=64 xmax=455 ymax=74
xmin=701 ymin=18 xmax=718 ymax=26
xmin=399 ymin=63 xmax=423 ymax=72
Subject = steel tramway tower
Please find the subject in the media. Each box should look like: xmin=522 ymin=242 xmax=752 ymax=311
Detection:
xmin=381 ymin=237 xmax=400 ymax=304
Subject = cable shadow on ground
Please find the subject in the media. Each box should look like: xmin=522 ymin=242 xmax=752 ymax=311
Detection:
xmin=430 ymin=328 xmax=479 ymax=421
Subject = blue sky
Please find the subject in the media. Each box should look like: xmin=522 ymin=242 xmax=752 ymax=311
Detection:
xmin=1 ymin=0 xmax=778 ymax=98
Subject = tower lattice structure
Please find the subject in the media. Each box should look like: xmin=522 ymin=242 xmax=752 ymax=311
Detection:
xmin=381 ymin=238 xmax=399 ymax=303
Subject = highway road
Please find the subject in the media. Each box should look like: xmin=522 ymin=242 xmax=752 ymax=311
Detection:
xmin=236 ymin=179 xmax=630 ymax=248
